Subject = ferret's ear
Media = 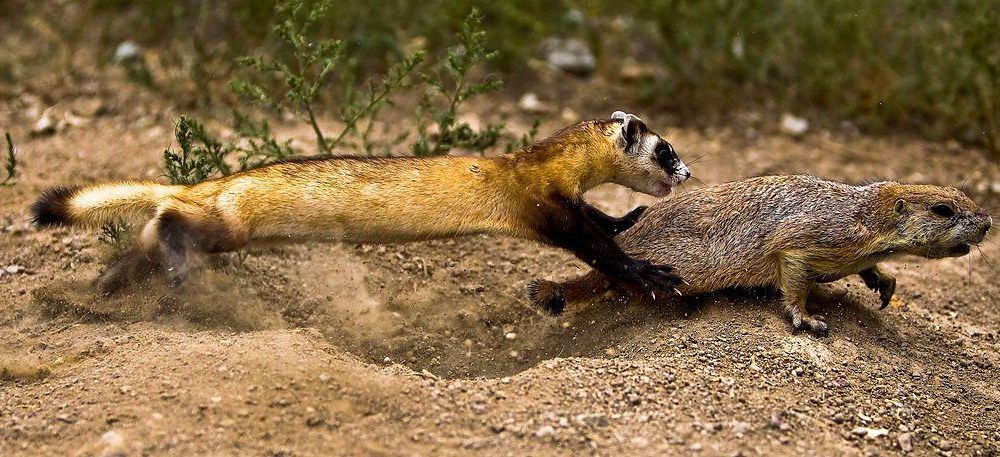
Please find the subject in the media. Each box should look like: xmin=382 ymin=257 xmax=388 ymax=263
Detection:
xmin=894 ymin=199 xmax=908 ymax=214
xmin=611 ymin=111 xmax=647 ymax=148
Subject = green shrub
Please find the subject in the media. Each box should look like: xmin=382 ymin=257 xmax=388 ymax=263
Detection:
xmin=229 ymin=0 xmax=423 ymax=155
xmin=412 ymin=9 xmax=506 ymax=157
xmin=2 ymin=132 xmax=17 ymax=186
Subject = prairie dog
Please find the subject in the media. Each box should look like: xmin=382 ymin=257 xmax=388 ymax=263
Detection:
xmin=530 ymin=175 xmax=992 ymax=334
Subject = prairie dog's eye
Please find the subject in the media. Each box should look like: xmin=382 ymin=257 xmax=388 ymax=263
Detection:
xmin=930 ymin=203 xmax=955 ymax=218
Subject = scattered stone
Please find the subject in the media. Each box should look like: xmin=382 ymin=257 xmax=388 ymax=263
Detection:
xmin=504 ymin=332 xmax=517 ymax=341
xmin=517 ymin=93 xmax=552 ymax=114
xmin=4 ymin=265 xmax=24 ymax=275
xmin=731 ymin=421 xmax=751 ymax=436
xmin=898 ymin=432 xmax=913 ymax=452
xmin=535 ymin=425 xmax=555 ymax=438
xmin=780 ymin=113 xmax=809 ymax=137
xmin=32 ymin=113 xmax=58 ymax=137
xmin=101 ymin=430 xmax=124 ymax=447
xmin=852 ymin=427 xmax=889 ymax=440
xmin=71 ymin=97 xmax=106 ymax=117
xmin=318 ymin=373 xmax=331 ymax=382
xmin=934 ymin=439 xmax=953 ymax=451
xmin=631 ymin=436 xmax=649 ymax=448
xmin=114 ymin=41 xmax=141 ymax=63
xmin=577 ymin=413 xmax=609 ymax=427
xmin=541 ymin=37 xmax=596 ymax=76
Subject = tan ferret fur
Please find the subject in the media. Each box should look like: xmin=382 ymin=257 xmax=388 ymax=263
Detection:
xmin=32 ymin=112 xmax=691 ymax=294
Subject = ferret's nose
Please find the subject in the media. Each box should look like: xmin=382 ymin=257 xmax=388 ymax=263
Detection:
xmin=677 ymin=163 xmax=691 ymax=182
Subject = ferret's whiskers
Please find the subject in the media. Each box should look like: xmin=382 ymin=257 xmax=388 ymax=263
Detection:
xmin=684 ymin=152 xmax=710 ymax=166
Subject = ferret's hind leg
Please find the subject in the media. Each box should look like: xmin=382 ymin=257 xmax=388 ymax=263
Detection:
xmin=779 ymin=256 xmax=829 ymax=335
xmin=97 ymin=245 xmax=160 ymax=295
xmin=859 ymin=265 xmax=896 ymax=310
xmin=137 ymin=201 xmax=249 ymax=288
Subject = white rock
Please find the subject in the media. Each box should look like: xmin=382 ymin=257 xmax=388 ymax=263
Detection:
xmin=898 ymin=432 xmax=913 ymax=451
xmin=101 ymin=430 xmax=124 ymax=446
xmin=852 ymin=427 xmax=889 ymax=439
xmin=542 ymin=38 xmax=596 ymax=76
xmin=504 ymin=332 xmax=517 ymax=340
xmin=114 ymin=41 xmax=141 ymax=63
xmin=517 ymin=93 xmax=552 ymax=114
xmin=535 ymin=425 xmax=555 ymax=437
xmin=32 ymin=114 xmax=58 ymax=136
xmin=780 ymin=113 xmax=809 ymax=137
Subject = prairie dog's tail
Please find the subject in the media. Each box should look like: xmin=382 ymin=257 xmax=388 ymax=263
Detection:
xmin=31 ymin=182 xmax=183 ymax=227
xmin=527 ymin=270 xmax=610 ymax=314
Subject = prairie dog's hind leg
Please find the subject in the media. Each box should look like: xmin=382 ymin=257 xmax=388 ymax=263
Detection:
xmin=859 ymin=265 xmax=896 ymax=309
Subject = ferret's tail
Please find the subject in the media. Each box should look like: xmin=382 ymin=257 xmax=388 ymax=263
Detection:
xmin=527 ymin=270 xmax=610 ymax=315
xmin=31 ymin=181 xmax=183 ymax=227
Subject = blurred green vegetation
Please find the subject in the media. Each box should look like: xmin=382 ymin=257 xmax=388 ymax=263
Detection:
xmin=1 ymin=0 xmax=998 ymax=153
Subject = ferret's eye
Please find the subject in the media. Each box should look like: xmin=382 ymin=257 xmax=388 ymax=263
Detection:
xmin=655 ymin=143 xmax=676 ymax=167
xmin=930 ymin=204 xmax=955 ymax=218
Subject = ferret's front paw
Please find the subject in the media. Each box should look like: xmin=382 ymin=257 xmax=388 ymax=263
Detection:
xmin=629 ymin=260 xmax=682 ymax=300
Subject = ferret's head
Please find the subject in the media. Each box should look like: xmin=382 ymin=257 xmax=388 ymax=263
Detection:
xmin=891 ymin=184 xmax=992 ymax=259
xmin=606 ymin=111 xmax=690 ymax=197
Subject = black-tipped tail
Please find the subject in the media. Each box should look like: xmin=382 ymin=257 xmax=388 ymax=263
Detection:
xmin=527 ymin=279 xmax=566 ymax=315
xmin=31 ymin=186 xmax=79 ymax=227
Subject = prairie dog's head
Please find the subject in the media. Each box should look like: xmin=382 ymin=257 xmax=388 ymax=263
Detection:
xmin=891 ymin=184 xmax=992 ymax=259
xmin=607 ymin=111 xmax=690 ymax=197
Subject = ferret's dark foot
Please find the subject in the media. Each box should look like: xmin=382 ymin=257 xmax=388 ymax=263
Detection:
xmin=527 ymin=279 xmax=566 ymax=314
xmin=859 ymin=267 xmax=896 ymax=309
xmin=617 ymin=205 xmax=649 ymax=231
xmin=97 ymin=251 xmax=158 ymax=295
xmin=791 ymin=313 xmax=829 ymax=336
xmin=166 ymin=267 xmax=189 ymax=288
xmin=629 ymin=260 xmax=682 ymax=300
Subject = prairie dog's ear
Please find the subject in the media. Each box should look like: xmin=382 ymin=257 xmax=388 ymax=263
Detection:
xmin=895 ymin=199 xmax=908 ymax=215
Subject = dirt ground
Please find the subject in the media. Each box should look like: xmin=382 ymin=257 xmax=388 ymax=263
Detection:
xmin=1 ymin=80 xmax=999 ymax=456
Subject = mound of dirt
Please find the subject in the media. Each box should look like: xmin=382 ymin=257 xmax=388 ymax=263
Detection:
xmin=2 ymin=97 xmax=999 ymax=456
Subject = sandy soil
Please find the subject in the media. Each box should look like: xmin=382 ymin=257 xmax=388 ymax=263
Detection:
xmin=1 ymin=82 xmax=999 ymax=456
